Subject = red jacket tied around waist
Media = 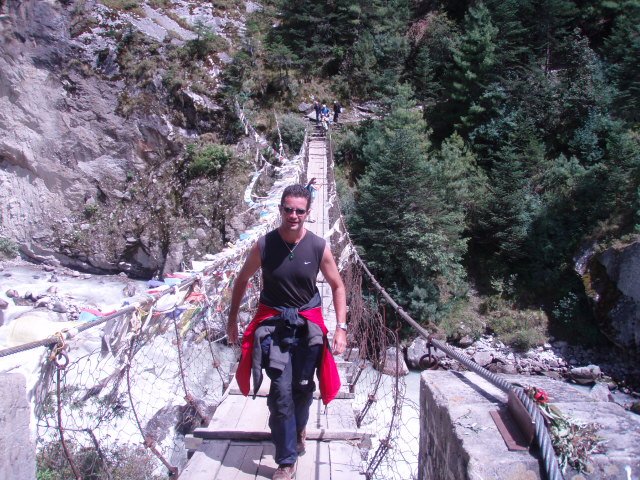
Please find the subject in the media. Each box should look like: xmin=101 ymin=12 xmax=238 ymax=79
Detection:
xmin=235 ymin=303 xmax=341 ymax=405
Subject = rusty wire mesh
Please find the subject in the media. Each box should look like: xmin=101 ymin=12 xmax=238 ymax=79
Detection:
xmin=34 ymin=275 xmax=261 ymax=479
xmin=325 ymin=128 xmax=419 ymax=480
xmin=339 ymin=260 xmax=420 ymax=480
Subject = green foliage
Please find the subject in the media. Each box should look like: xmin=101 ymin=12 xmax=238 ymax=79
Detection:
xmin=603 ymin=2 xmax=640 ymax=124
xmin=101 ymin=0 xmax=140 ymax=12
xmin=37 ymin=440 xmax=164 ymax=480
xmin=438 ymin=299 xmax=486 ymax=342
xmin=186 ymin=143 xmax=232 ymax=178
xmin=349 ymin=90 xmax=468 ymax=322
xmin=432 ymin=132 xmax=488 ymax=227
xmin=188 ymin=20 xmax=226 ymax=59
xmin=408 ymin=12 xmax=459 ymax=105
xmin=267 ymin=0 xmax=412 ymax=99
xmin=276 ymin=114 xmax=307 ymax=153
xmin=84 ymin=204 xmax=99 ymax=219
xmin=430 ymin=2 xmax=499 ymax=138
xmin=480 ymin=132 xmax=544 ymax=263
xmin=0 ymin=236 xmax=18 ymax=259
xmin=484 ymin=297 xmax=549 ymax=350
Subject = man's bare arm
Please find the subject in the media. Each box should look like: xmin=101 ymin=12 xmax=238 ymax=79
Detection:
xmin=227 ymin=243 xmax=261 ymax=344
xmin=320 ymin=244 xmax=347 ymax=354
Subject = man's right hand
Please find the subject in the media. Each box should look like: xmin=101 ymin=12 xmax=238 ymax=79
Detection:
xmin=227 ymin=318 xmax=239 ymax=344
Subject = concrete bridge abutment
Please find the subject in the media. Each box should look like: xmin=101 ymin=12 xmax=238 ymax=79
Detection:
xmin=419 ymin=371 xmax=640 ymax=480
xmin=0 ymin=373 xmax=35 ymax=480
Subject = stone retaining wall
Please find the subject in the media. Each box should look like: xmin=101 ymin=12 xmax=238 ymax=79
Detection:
xmin=0 ymin=373 xmax=35 ymax=480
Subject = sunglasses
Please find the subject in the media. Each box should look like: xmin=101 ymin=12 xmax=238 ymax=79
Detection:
xmin=281 ymin=206 xmax=308 ymax=215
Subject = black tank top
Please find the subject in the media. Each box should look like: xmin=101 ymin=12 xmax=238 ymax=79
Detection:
xmin=258 ymin=229 xmax=326 ymax=308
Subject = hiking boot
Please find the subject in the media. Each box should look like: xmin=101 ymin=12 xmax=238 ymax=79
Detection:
xmin=273 ymin=464 xmax=295 ymax=480
xmin=296 ymin=428 xmax=306 ymax=454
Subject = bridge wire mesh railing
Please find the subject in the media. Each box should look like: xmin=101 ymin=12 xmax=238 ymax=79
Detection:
xmin=325 ymin=128 xmax=562 ymax=480
xmin=325 ymin=130 xmax=419 ymax=480
xmin=0 ymin=104 xmax=305 ymax=479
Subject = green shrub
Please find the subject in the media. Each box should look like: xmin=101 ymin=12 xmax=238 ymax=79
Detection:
xmin=102 ymin=0 xmax=141 ymax=12
xmin=501 ymin=327 xmax=548 ymax=351
xmin=187 ymin=20 xmax=227 ymax=59
xmin=37 ymin=439 xmax=164 ymax=480
xmin=84 ymin=204 xmax=98 ymax=219
xmin=484 ymin=298 xmax=549 ymax=351
xmin=187 ymin=143 xmax=232 ymax=178
xmin=0 ymin=236 xmax=18 ymax=259
xmin=276 ymin=114 xmax=307 ymax=154
xmin=438 ymin=299 xmax=485 ymax=342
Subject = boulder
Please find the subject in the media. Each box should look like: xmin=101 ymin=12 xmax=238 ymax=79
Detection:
xmin=406 ymin=336 xmax=446 ymax=369
xmin=377 ymin=347 xmax=409 ymax=377
xmin=569 ymin=364 xmax=602 ymax=385
xmin=298 ymin=102 xmax=312 ymax=113
xmin=583 ymin=240 xmax=640 ymax=355
xmin=589 ymin=383 xmax=613 ymax=402
xmin=472 ymin=351 xmax=493 ymax=367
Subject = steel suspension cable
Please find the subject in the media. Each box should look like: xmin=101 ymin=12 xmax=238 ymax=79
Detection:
xmin=355 ymin=256 xmax=563 ymax=480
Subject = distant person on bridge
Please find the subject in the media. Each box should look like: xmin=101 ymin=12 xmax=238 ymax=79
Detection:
xmin=319 ymin=103 xmax=331 ymax=132
xmin=227 ymin=184 xmax=348 ymax=480
xmin=313 ymin=100 xmax=321 ymax=124
xmin=333 ymin=100 xmax=342 ymax=124
xmin=305 ymin=177 xmax=317 ymax=200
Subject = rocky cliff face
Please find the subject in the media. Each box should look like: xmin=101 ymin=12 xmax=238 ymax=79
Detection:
xmin=0 ymin=0 xmax=253 ymax=278
xmin=583 ymin=239 xmax=640 ymax=357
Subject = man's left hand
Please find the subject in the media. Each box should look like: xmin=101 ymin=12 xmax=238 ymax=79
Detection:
xmin=332 ymin=328 xmax=347 ymax=355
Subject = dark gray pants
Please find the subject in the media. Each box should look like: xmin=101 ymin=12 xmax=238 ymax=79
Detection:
xmin=263 ymin=336 xmax=321 ymax=465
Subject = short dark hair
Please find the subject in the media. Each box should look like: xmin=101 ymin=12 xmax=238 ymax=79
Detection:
xmin=281 ymin=184 xmax=312 ymax=209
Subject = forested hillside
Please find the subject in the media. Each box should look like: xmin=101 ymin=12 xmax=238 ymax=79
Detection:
xmin=233 ymin=0 xmax=640 ymax=347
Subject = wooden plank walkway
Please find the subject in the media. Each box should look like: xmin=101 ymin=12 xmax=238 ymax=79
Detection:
xmin=179 ymin=126 xmax=365 ymax=479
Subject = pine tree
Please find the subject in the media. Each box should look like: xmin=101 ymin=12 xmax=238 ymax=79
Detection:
xmin=520 ymin=0 xmax=578 ymax=73
xmin=408 ymin=12 xmax=459 ymax=106
xmin=350 ymin=91 xmax=467 ymax=321
xmin=478 ymin=128 xmax=544 ymax=263
xmin=433 ymin=133 xmax=489 ymax=228
xmin=430 ymin=2 xmax=498 ymax=140
xmin=603 ymin=2 xmax=640 ymax=123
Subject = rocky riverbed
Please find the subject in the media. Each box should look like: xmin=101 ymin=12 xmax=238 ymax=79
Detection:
xmin=405 ymin=334 xmax=640 ymax=413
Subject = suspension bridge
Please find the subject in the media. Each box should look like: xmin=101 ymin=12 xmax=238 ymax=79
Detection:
xmin=1 ymin=109 xmax=639 ymax=480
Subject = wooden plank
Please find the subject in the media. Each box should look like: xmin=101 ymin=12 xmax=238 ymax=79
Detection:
xmin=203 ymin=395 xmax=249 ymax=431
xmin=308 ymin=398 xmax=328 ymax=430
xmin=193 ymin=429 xmax=271 ymax=441
xmin=255 ymin=442 xmax=278 ymax=479
xmin=228 ymin=376 xmax=271 ymax=397
xmin=215 ymin=443 xmax=263 ymax=480
xmin=210 ymin=395 xmax=247 ymax=424
xmin=193 ymin=428 xmax=365 ymax=442
xmin=296 ymin=440 xmax=331 ymax=479
xmin=184 ymin=434 xmax=203 ymax=452
xmin=325 ymin=399 xmax=358 ymax=431
xmin=329 ymin=441 xmax=364 ymax=479
xmin=179 ymin=440 xmax=229 ymax=480
xmin=236 ymin=397 xmax=270 ymax=432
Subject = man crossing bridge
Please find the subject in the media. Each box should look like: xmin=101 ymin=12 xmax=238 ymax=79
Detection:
xmin=227 ymin=184 xmax=348 ymax=480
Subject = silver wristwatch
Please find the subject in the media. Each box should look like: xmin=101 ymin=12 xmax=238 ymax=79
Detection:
xmin=336 ymin=322 xmax=348 ymax=331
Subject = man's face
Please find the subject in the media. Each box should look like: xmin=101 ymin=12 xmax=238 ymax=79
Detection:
xmin=279 ymin=196 xmax=309 ymax=233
